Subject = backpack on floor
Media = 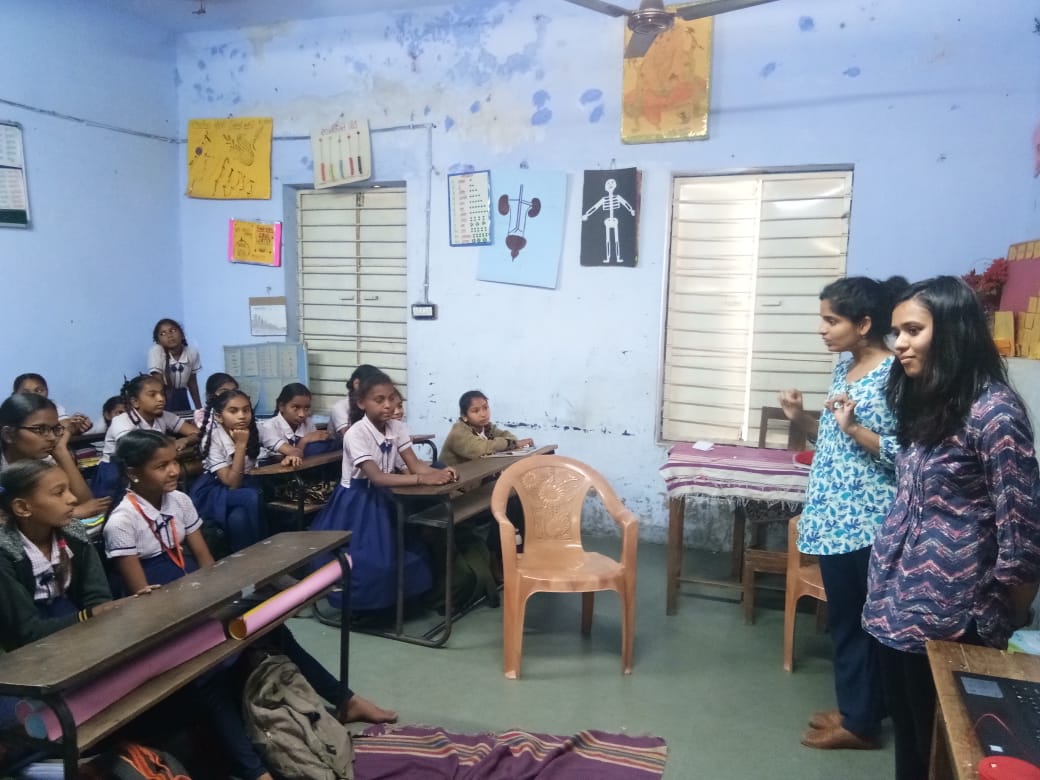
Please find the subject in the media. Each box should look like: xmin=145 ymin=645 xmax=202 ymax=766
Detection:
xmin=89 ymin=742 xmax=192 ymax=780
xmin=427 ymin=523 xmax=498 ymax=613
xmin=242 ymin=653 xmax=354 ymax=780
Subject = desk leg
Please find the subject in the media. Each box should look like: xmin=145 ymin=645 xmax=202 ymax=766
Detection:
xmin=666 ymin=496 xmax=685 ymax=616
xmin=47 ymin=694 xmax=79 ymax=779
xmin=731 ymin=504 xmax=747 ymax=580
xmin=929 ymin=701 xmax=953 ymax=780
xmin=336 ymin=549 xmax=351 ymax=701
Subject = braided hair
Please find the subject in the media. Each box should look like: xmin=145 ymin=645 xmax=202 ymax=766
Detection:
xmin=198 ymin=389 xmax=260 ymax=464
xmin=0 ymin=460 xmax=72 ymax=597
xmin=120 ymin=374 xmax=163 ymax=426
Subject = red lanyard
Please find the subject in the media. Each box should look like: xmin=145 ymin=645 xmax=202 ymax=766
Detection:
xmin=126 ymin=492 xmax=186 ymax=571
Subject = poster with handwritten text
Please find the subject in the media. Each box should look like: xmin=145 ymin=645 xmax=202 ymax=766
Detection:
xmin=228 ymin=219 xmax=282 ymax=266
xmin=187 ymin=117 xmax=272 ymax=200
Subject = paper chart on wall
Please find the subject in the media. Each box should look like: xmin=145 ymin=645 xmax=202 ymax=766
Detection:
xmin=240 ymin=349 xmax=260 ymax=376
xmin=257 ymin=344 xmax=280 ymax=378
xmin=278 ymin=347 xmax=298 ymax=378
xmin=223 ymin=342 xmax=308 ymax=416
xmin=448 ymin=170 xmax=492 ymax=246
xmin=0 ymin=122 xmax=29 ymax=227
xmin=224 ymin=347 xmax=243 ymax=376
xmin=186 ymin=117 xmax=272 ymax=200
xmin=310 ymin=118 xmax=372 ymax=189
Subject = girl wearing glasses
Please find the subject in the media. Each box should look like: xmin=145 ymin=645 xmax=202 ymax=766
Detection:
xmin=0 ymin=393 xmax=110 ymax=519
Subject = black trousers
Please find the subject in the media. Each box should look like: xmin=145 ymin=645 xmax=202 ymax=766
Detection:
xmin=877 ymin=643 xmax=935 ymax=780
xmin=817 ymin=545 xmax=885 ymax=737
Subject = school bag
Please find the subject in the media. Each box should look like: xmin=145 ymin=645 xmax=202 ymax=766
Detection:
xmin=426 ymin=522 xmax=499 ymax=613
xmin=83 ymin=742 xmax=192 ymax=780
xmin=241 ymin=653 xmax=354 ymax=780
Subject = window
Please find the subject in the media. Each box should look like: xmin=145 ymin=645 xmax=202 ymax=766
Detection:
xmin=297 ymin=187 xmax=408 ymax=414
xmin=661 ymin=170 xmax=852 ymax=444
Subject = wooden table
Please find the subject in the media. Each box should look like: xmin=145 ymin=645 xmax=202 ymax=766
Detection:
xmin=0 ymin=531 xmax=351 ymax=778
xmin=253 ymin=451 xmax=343 ymax=531
xmin=927 ymin=640 xmax=1040 ymax=780
xmin=382 ymin=445 xmax=558 ymax=647
xmin=660 ymin=443 xmax=809 ymax=615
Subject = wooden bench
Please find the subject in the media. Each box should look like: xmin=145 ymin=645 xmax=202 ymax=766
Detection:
xmin=0 ymin=531 xmax=351 ymax=779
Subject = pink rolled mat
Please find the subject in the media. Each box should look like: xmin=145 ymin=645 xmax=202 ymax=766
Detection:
xmin=228 ymin=559 xmax=346 ymax=640
xmin=24 ymin=619 xmax=226 ymax=741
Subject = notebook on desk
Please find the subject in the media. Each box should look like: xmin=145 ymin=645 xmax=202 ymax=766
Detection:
xmin=955 ymin=671 xmax=1040 ymax=767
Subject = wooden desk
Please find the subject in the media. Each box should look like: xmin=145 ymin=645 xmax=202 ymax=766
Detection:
xmin=253 ymin=451 xmax=342 ymax=531
xmin=660 ymin=443 xmax=809 ymax=615
xmin=0 ymin=531 xmax=351 ymax=779
xmin=382 ymin=445 xmax=558 ymax=647
xmin=927 ymin=640 xmax=1040 ymax=780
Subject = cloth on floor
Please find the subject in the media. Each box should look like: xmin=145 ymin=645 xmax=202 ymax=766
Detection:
xmin=354 ymin=724 xmax=667 ymax=779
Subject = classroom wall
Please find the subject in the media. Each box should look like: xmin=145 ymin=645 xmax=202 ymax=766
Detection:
xmin=175 ymin=0 xmax=1038 ymax=540
xmin=0 ymin=0 xmax=181 ymax=417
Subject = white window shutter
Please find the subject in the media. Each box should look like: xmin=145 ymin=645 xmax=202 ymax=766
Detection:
xmin=297 ymin=188 xmax=408 ymax=413
xmin=662 ymin=171 xmax=850 ymax=445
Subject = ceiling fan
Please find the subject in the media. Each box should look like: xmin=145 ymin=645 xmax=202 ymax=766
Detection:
xmin=563 ymin=0 xmax=778 ymax=58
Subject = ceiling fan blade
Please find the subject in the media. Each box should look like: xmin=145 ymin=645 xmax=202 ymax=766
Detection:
xmin=625 ymin=28 xmax=661 ymax=58
xmin=561 ymin=0 xmax=631 ymax=17
xmin=675 ymin=0 xmax=778 ymax=21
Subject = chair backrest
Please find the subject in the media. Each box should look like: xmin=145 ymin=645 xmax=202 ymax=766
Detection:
xmin=490 ymin=455 xmax=626 ymax=568
xmin=786 ymin=514 xmax=818 ymax=574
xmin=758 ymin=406 xmax=820 ymax=450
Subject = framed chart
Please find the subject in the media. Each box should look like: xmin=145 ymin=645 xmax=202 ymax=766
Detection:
xmin=448 ymin=169 xmax=492 ymax=247
xmin=0 ymin=122 xmax=30 ymax=228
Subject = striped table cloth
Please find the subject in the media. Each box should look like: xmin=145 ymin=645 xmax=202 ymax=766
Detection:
xmin=660 ymin=443 xmax=809 ymax=506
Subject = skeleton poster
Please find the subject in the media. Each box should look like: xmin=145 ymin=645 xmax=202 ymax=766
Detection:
xmin=478 ymin=169 xmax=567 ymax=289
xmin=580 ymin=168 xmax=639 ymax=267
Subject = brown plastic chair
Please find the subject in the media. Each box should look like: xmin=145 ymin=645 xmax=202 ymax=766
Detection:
xmin=490 ymin=455 xmax=638 ymax=680
xmin=783 ymin=514 xmax=827 ymax=671
xmin=740 ymin=406 xmax=821 ymax=624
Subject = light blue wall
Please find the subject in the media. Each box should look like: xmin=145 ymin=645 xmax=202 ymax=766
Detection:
xmin=174 ymin=0 xmax=1039 ymax=536
xmin=0 ymin=0 xmax=180 ymax=416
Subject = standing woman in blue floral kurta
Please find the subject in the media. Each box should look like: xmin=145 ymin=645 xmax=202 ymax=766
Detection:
xmin=780 ymin=276 xmax=908 ymax=752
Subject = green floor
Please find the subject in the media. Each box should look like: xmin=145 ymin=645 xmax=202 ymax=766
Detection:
xmin=289 ymin=539 xmax=893 ymax=779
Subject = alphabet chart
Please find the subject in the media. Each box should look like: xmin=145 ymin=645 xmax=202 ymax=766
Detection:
xmin=448 ymin=170 xmax=492 ymax=247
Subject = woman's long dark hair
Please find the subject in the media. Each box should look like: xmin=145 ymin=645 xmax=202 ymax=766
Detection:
xmin=886 ymin=275 xmax=1012 ymax=446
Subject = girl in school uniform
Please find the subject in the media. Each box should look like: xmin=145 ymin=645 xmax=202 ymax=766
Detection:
xmin=193 ymin=372 xmax=238 ymax=429
xmin=441 ymin=390 xmax=534 ymax=466
xmin=104 ymin=430 xmax=395 ymax=780
xmin=259 ymin=382 xmax=332 ymax=461
xmin=93 ymin=375 xmax=199 ymax=500
xmin=0 ymin=460 xmax=130 ymax=652
xmin=0 ymin=393 xmax=110 ymax=519
xmin=12 ymin=373 xmax=92 ymax=435
xmin=190 ymin=389 xmax=267 ymax=553
xmin=147 ymin=318 xmax=202 ymax=412
xmin=311 ymin=371 xmax=454 ymax=612
xmin=328 ymin=363 xmax=381 ymax=438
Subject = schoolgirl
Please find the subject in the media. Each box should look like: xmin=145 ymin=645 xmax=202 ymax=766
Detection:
xmin=0 ymin=393 xmax=110 ymax=519
xmin=93 ymin=375 xmax=199 ymax=500
xmin=147 ymin=318 xmax=202 ymax=411
xmin=101 ymin=396 xmax=126 ymax=429
xmin=105 ymin=431 xmax=396 ymax=780
xmin=12 ymin=373 xmax=92 ymax=435
xmin=442 ymin=390 xmax=534 ymax=466
xmin=0 ymin=461 xmax=125 ymax=651
xmin=190 ymin=389 xmax=265 ymax=552
xmin=193 ymin=372 xmax=238 ymax=429
xmin=328 ymin=363 xmax=381 ymax=437
xmin=311 ymin=371 xmax=454 ymax=611
xmin=258 ymin=382 xmax=331 ymax=461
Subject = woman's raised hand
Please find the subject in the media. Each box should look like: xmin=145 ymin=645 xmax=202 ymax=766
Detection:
xmin=778 ymin=389 xmax=804 ymax=419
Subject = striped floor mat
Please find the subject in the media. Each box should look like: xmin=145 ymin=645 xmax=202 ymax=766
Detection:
xmin=354 ymin=725 xmax=667 ymax=779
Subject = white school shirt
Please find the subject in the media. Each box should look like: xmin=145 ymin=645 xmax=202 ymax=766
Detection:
xmin=147 ymin=344 xmax=202 ymax=390
xmin=100 ymin=411 xmax=188 ymax=463
xmin=104 ymin=490 xmax=202 ymax=561
xmin=258 ymin=414 xmax=316 ymax=454
xmin=19 ymin=530 xmax=73 ymax=601
xmin=203 ymin=425 xmax=257 ymax=474
xmin=329 ymin=398 xmax=352 ymax=436
xmin=341 ymin=416 xmax=412 ymax=488
xmin=0 ymin=452 xmax=55 ymax=473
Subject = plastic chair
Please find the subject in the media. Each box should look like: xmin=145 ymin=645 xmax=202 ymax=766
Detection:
xmin=490 ymin=455 xmax=638 ymax=680
xmin=783 ymin=514 xmax=827 ymax=671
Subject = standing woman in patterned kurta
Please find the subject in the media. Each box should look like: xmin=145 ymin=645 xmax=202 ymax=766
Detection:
xmin=863 ymin=276 xmax=1040 ymax=780
xmin=780 ymin=275 xmax=907 ymax=752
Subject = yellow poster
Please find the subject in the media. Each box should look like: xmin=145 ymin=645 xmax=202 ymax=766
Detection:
xmin=621 ymin=11 xmax=713 ymax=144
xmin=228 ymin=219 xmax=282 ymax=266
xmin=187 ymin=117 xmax=272 ymax=199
